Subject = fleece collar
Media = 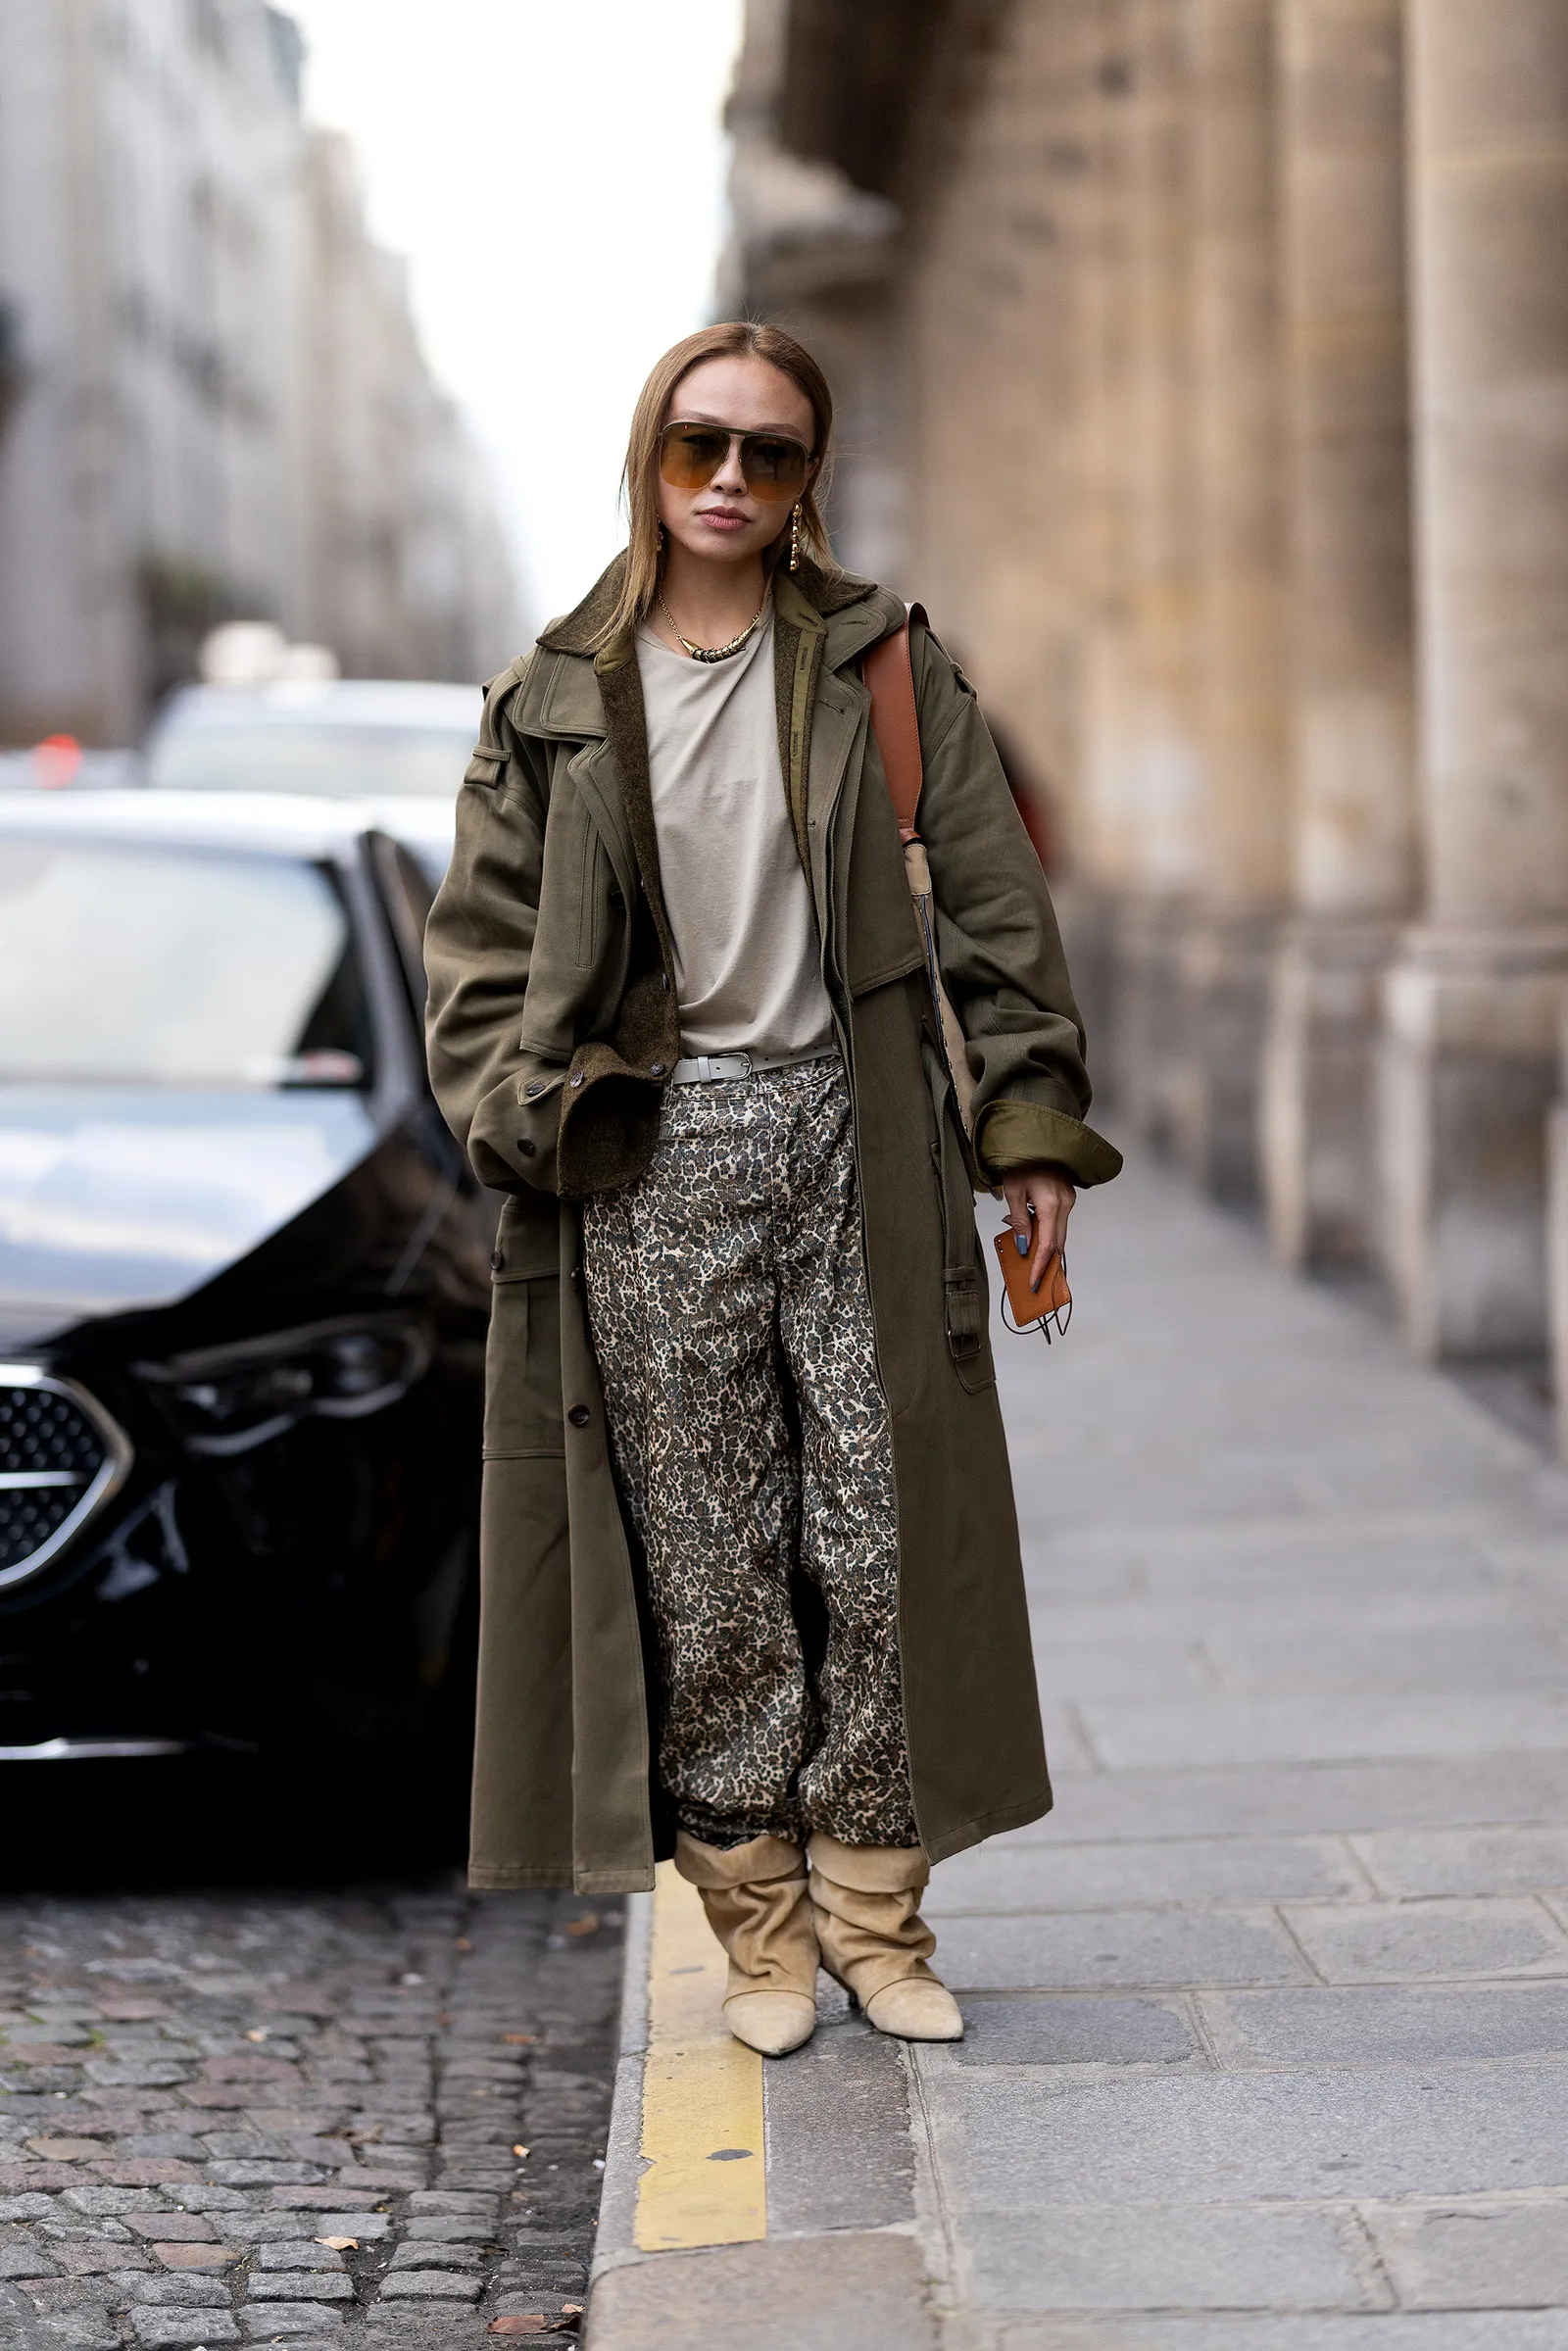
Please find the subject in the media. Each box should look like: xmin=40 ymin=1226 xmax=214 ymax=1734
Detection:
xmin=534 ymin=550 xmax=890 ymax=664
xmin=525 ymin=553 xmax=907 ymax=898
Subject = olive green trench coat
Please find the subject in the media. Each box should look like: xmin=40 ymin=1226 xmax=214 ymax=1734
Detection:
xmin=423 ymin=554 xmax=1120 ymax=1893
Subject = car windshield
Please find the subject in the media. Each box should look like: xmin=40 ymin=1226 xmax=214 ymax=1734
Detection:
xmin=0 ymin=840 xmax=373 ymax=1087
xmin=148 ymin=722 xmax=474 ymax=799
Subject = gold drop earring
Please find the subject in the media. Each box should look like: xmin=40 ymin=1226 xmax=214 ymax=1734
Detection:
xmin=789 ymin=504 xmax=803 ymax=571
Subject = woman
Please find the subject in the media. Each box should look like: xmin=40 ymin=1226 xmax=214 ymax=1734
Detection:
xmin=424 ymin=321 xmax=1119 ymax=2057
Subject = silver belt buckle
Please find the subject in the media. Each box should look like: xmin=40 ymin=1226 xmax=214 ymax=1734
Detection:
xmin=680 ymin=1052 xmax=752 ymax=1083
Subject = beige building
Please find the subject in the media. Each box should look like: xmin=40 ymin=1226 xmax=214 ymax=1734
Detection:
xmin=0 ymin=0 xmax=517 ymax=748
xmin=727 ymin=0 xmax=1568 ymax=1434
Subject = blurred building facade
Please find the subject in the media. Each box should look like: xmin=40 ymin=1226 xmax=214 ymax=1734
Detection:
xmin=0 ymin=0 xmax=518 ymax=748
xmin=295 ymin=130 xmax=518 ymax=690
xmin=727 ymin=0 xmax=1568 ymax=1435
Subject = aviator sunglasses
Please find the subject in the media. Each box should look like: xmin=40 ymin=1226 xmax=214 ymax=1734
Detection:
xmin=659 ymin=419 xmax=812 ymax=505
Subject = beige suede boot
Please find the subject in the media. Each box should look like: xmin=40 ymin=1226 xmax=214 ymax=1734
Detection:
xmin=807 ymin=1834 xmax=963 ymax=2041
xmin=673 ymin=1831 xmax=819 ymax=2057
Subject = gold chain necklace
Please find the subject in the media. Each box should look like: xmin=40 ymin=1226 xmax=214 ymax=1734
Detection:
xmin=657 ymin=588 xmax=768 ymax=664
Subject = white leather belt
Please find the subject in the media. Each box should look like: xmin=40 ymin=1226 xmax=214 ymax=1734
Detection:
xmin=670 ymin=1048 xmax=838 ymax=1085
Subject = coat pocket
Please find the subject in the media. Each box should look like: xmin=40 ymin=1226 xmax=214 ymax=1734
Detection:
xmin=483 ymin=1269 xmax=564 ymax=1458
xmin=576 ymin=805 xmax=609 ymax=969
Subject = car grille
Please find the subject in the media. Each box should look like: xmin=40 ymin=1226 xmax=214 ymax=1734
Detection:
xmin=0 ymin=1369 xmax=132 ymax=1590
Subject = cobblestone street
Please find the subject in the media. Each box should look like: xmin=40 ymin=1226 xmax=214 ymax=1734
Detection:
xmin=0 ymin=1837 xmax=620 ymax=2351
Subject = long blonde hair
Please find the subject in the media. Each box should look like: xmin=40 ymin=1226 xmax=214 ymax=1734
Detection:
xmin=595 ymin=321 xmax=837 ymax=650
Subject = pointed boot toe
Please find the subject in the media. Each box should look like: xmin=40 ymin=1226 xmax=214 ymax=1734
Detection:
xmin=863 ymin=1978 xmax=963 ymax=2041
xmin=723 ymin=1989 xmax=817 ymax=2056
xmin=806 ymin=1837 xmax=955 ymax=2038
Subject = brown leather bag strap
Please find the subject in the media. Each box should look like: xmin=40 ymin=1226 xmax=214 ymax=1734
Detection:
xmin=862 ymin=603 xmax=928 ymax=843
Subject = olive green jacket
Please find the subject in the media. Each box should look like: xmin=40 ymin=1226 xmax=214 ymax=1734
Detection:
xmin=424 ymin=554 xmax=1120 ymax=1892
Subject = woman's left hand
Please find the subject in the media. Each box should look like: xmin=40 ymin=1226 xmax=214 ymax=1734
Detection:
xmin=1001 ymin=1163 xmax=1076 ymax=1295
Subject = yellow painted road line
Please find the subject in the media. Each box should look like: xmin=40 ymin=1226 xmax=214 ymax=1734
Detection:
xmin=633 ymin=1862 xmax=766 ymax=2251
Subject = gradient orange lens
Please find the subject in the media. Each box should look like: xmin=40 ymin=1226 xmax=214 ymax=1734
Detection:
xmin=739 ymin=434 xmax=808 ymax=502
xmin=660 ymin=424 xmax=730 ymax=490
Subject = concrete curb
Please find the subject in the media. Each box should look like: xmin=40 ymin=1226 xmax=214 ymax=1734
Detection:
xmin=589 ymin=1885 xmax=652 ymax=2288
xmin=584 ymin=1885 xmax=944 ymax=2349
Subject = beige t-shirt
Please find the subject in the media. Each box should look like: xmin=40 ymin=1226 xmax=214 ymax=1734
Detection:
xmin=635 ymin=611 xmax=836 ymax=1061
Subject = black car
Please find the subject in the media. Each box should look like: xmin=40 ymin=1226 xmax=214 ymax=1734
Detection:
xmin=0 ymin=792 xmax=494 ymax=1776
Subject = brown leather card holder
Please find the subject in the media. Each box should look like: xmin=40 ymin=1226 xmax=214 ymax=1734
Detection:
xmin=993 ymin=1231 xmax=1072 ymax=1334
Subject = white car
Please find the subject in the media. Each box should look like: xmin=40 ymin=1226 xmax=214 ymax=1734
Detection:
xmin=144 ymin=678 xmax=485 ymax=887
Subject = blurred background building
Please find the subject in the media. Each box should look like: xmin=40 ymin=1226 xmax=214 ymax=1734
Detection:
xmin=0 ymin=0 xmax=518 ymax=749
xmin=726 ymin=0 xmax=1568 ymax=1438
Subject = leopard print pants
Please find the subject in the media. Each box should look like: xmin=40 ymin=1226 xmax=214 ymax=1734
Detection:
xmin=581 ymin=1054 xmax=918 ymax=1852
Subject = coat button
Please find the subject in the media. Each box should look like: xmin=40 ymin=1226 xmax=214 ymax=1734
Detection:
xmin=517 ymin=1138 xmax=536 ymax=1157
xmin=569 ymin=1265 xmax=582 ymax=1292
xmin=569 ymin=1070 xmax=584 ymax=1088
xmin=609 ymin=887 xmax=625 ymax=910
xmin=524 ymin=1080 xmax=545 ymax=1099
xmin=566 ymin=1404 xmax=590 ymax=1427
xmin=490 ymin=1249 xmax=503 ymax=1272
xmin=650 ymin=1061 xmax=666 ymax=1077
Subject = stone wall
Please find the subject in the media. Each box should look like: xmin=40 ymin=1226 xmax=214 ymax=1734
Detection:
xmin=728 ymin=0 xmax=1568 ymax=1419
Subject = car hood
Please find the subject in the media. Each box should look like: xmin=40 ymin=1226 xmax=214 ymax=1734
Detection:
xmin=0 ymin=1089 xmax=379 ymax=1350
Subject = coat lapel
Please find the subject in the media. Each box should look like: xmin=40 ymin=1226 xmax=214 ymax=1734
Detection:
xmin=774 ymin=565 xmax=906 ymax=942
xmin=592 ymin=638 xmax=678 ymax=984
xmin=813 ymin=671 xmax=872 ymax=958
xmin=772 ymin=575 xmax=824 ymax=879
xmin=531 ymin=554 xmax=678 ymax=983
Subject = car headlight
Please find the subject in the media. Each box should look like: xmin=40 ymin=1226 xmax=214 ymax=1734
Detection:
xmin=136 ymin=1317 xmax=431 ymax=1457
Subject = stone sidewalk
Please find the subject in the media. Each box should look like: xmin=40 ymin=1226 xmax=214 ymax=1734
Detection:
xmin=589 ymin=1152 xmax=1568 ymax=2348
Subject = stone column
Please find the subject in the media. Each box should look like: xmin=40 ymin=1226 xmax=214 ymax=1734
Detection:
xmin=1174 ymin=0 xmax=1292 ymax=1198
xmin=1550 ymin=1018 xmax=1568 ymax=1454
xmin=1382 ymin=0 xmax=1568 ymax=1357
xmin=1077 ymin=0 xmax=1144 ymax=903
xmin=1039 ymin=0 xmax=1145 ymax=1087
xmin=1109 ymin=0 xmax=1204 ymax=1150
xmin=913 ymin=0 xmax=1097 ymax=816
xmin=1261 ymin=0 xmax=1419 ymax=1267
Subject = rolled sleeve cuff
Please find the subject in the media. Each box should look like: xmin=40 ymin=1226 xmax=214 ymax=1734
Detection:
xmin=975 ymin=1099 xmax=1124 ymax=1189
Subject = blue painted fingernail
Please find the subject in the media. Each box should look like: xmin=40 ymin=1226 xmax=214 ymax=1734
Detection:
xmin=1015 ymin=1232 xmax=1029 ymax=1256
